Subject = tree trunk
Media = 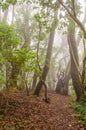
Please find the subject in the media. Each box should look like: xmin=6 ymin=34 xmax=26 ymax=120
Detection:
xmin=58 ymin=0 xmax=86 ymax=101
xmin=2 ymin=8 xmax=10 ymax=90
xmin=68 ymin=26 xmax=82 ymax=101
xmin=63 ymin=62 xmax=71 ymax=95
xmin=25 ymin=74 xmax=29 ymax=96
xmin=32 ymin=71 xmax=38 ymax=90
xmin=34 ymin=30 xmax=55 ymax=96
xmin=9 ymin=63 xmax=21 ymax=88
xmin=81 ymin=0 xmax=86 ymax=94
xmin=6 ymin=62 xmax=11 ymax=89
xmin=56 ymin=79 xmax=64 ymax=94
xmin=82 ymin=47 xmax=86 ymax=93
xmin=47 ymin=72 xmax=52 ymax=90
xmin=56 ymin=60 xmax=71 ymax=95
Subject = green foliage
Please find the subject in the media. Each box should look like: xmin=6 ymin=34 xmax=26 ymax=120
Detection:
xmin=0 ymin=23 xmax=21 ymax=65
xmin=68 ymin=99 xmax=86 ymax=124
xmin=0 ymin=23 xmax=21 ymax=49
xmin=21 ymin=50 xmax=37 ymax=72
xmin=33 ymin=0 xmax=58 ymax=38
xmin=39 ymin=0 xmax=59 ymax=10
xmin=10 ymin=48 xmax=31 ymax=64
xmin=34 ymin=13 xmax=51 ymax=35
xmin=0 ymin=23 xmax=21 ymax=69
xmin=0 ymin=23 xmax=37 ymax=88
xmin=0 ymin=0 xmax=17 ymax=10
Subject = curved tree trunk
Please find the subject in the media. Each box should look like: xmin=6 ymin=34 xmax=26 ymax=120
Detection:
xmin=68 ymin=26 xmax=82 ymax=101
xmin=34 ymin=30 xmax=55 ymax=96
xmin=58 ymin=0 xmax=86 ymax=101
xmin=34 ymin=6 xmax=60 ymax=96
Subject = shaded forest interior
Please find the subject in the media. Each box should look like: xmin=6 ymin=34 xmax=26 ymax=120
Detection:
xmin=0 ymin=0 xmax=86 ymax=130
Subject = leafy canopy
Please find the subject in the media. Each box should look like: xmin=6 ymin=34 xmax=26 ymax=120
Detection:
xmin=0 ymin=23 xmax=37 ymax=72
xmin=0 ymin=23 xmax=21 ymax=49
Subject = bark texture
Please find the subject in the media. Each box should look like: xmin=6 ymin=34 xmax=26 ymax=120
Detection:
xmin=68 ymin=27 xmax=82 ymax=101
xmin=82 ymin=51 xmax=86 ymax=92
xmin=9 ymin=63 xmax=21 ymax=88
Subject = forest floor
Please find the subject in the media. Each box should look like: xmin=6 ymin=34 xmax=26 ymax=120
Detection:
xmin=0 ymin=90 xmax=86 ymax=130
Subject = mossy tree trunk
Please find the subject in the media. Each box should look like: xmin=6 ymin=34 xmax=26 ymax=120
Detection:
xmin=9 ymin=63 xmax=21 ymax=88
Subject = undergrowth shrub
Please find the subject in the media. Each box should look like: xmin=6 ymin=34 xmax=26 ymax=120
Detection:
xmin=68 ymin=99 xmax=86 ymax=124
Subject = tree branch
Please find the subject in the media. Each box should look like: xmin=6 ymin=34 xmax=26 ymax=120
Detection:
xmin=58 ymin=0 xmax=86 ymax=38
xmin=37 ymin=24 xmax=42 ymax=71
xmin=71 ymin=0 xmax=76 ymax=17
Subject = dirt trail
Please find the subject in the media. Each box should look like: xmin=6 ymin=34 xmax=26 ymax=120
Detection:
xmin=0 ymin=90 xmax=85 ymax=130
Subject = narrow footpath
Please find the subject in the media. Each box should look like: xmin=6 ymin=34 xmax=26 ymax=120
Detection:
xmin=0 ymin=90 xmax=85 ymax=130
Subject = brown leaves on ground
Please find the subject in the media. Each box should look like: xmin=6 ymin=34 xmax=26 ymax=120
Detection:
xmin=0 ymin=90 xmax=85 ymax=130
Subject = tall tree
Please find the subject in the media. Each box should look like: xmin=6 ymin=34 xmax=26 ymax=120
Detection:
xmin=58 ymin=0 xmax=86 ymax=101
xmin=66 ymin=0 xmax=82 ymax=101
xmin=68 ymin=21 xmax=82 ymax=101
xmin=34 ymin=16 xmax=57 ymax=96
xmin=10 ymin=3 xmax=32 ymax=89
xmin=1 ymin=8 xmax=10 ymax=89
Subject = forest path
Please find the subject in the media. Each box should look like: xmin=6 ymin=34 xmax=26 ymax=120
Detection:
xmin=0 ymin=90 xmax=85 ymax=130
